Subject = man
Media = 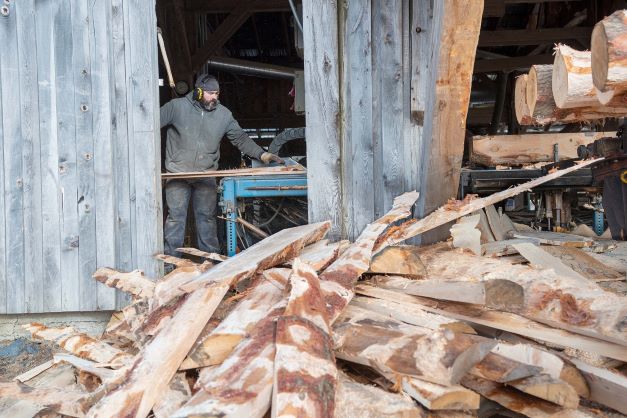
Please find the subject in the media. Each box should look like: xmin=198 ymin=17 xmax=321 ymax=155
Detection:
xmin=160 ymin=74 xmax=283 ymax=256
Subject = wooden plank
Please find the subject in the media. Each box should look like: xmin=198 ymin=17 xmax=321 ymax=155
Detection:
xmin=0 ymin=6 xmax=5 ymax=314
xmin=161 ymin=165 xmax=305 ymax=179
xmin=273 ymin=259 xmax=337 ymax=417
xmin=0 ymin=381 xmax=99 ymax=417
xmin=111 ymin=0 xmax=134 ymax=307
xmin=398 ymin=376 xmax=480 ymax=411
xmin=1 ymin=0 xmax=25 ymax=313
xmin=127 ymin=0 xmax=162 ymax=281
xmin=511 ymin=231 xmax=594 ymax=247
xmin=16 ymin=0 xmax=43 ymax=313
xmin=483 ymin=238 xmax=537 ymax=257
xmin=303 ymin=0 xmax=342 ymax=239
xmin=92 ymin=268 xmax=156 ymax=299
xmin=340 ymin=0 xmax=374 ymax=239
xmin=153 ymin=373 xmax=192 ymax=418
xmin=14 ymin=360 xmax=54 ymax=383
xmin=509 ymin=374 xmax=579 ymax=408
xmin=420 ymin=0 xmax=483 ymax=243
xmin=90 ymin=222 xmax=330 ymax=418
xmin=350 ymin=296 xmax=476 ymax=334
xmin=476 ymin=209 xmax=496 ymax=243
xmin=55 ymin=0 xmax=81 ymax=312
xmin=471 ymin=132 xmax=612 ymax=167
xmin=542 ymin=246 xmax=624 ymax=282
xmin=69 ymin=0 xmax=98 ymax=313
xmin=513 ymin=243 xmax=590 ymax=281
xmin=376 ymin=158 xmax=603 ymax=251
xmin=450 ymin=214 xmax=482 ymax=255
xmin=356 ymin=285 xmax=627 ymax=362
xmin=568 ymin=356 xmax=627 ymax=414
xmin=90 ymin=0 xmax=117 ymax=311
xmin=370 ymin=275 xmax=524 ymax=310
xmin=376 ymin=0 xmax=405 ymax=214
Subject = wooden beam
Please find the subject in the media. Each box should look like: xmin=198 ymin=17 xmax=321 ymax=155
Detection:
xmin=478 ymin=27 xmax=592 ymax=47
xmin=567 ymin=356 xmax=627 ymax=414
xmin=470 ymin=132 xmax=611 ymax=167
xmin=190 ymin=0 xmax=256 ymax=72
xmin=420 ymin=0 xmax=483 ymax=243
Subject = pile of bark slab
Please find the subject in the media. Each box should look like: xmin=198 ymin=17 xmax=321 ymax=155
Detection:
xmin=2 ymin=159 xmax=626 ymax=418
xmin=514 ymin=10 xmax=627 ymax=126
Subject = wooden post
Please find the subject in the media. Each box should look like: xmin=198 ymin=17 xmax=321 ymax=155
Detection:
xmin=419 ymin=0 xmax=484 ymax=243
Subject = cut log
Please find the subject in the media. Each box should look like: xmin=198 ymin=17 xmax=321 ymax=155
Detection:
xmin=350 ymin=295 xmax=476 ymax=334
xmin=272 ymin=259 xmax=337 ymax=418
xmin=525 ymin=64 xmax=627 ymax=125
xmin=92 ymin=268 xmax=155 ymax=299
xmin=515 ymin=74 xmax=534 ymax=124
xmin=510 ymin=230 xmax=594 ymax=247
xmin=567 ymin=356 xmax=627 ymax=414
xmin=541 ymin=246 xmax=624 ymax=282
xmin=450 ymin=214 xmax=482 ymax=255
xmin=180 ymin=269 xmax=290 ymax=370
xmin=335 ymin=373 xmax=423 ymax=418
xmin=471 ymin=132 xmax=610 ymax=167
xmin=461 ymin=375 xmax=581 ymax=418
xmin=153 ymin=372 xmax=192 ymax=418
xmin=333 ymin=305 xmax=496 ymax=386
xmin=369 ymin=245 xmax=428 ymax=277
xmin=176 ymin=247 xmax=228 ymax=262
xmin=370 ymin=275 xmax=524 ymax=310
xmin=592 ymin=10 xmax=627 ymax=93
xmin=89 ymin=222 xmax=330 ymax=418
xmin=172 ymin=310 xmax=283 ymax=418
xmin=23 ymin=323 xmax=132 ymax=368
xmin=355 ymin=285 xmax=627 ymax=362
xmin=397 ymin=376 xmax=480 ymax=411
xmin=509 ymin=374 xmax=579 ymax=408
xmin=320 ymin=191 xmax=419 ymax=324
xmin=552 ymin=45 xmax=599 ymax=109
xmin=485 ymin=205 xmax=515 ymax=241
xmin=595 ymin=86 xmax=627 ymax=106
xmin=374 ymin=158 xmax=602 ymax=250
xmin=470 ymin=352 xmax=542 ymax=383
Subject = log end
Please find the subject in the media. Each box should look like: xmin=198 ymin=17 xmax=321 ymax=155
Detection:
xmin=591 ymin=22 xmax=610 ymax=91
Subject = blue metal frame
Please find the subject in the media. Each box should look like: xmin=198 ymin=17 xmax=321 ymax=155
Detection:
xmin=593 ymin=210 xmax=605 ymax=236
xmin=220 ymin=174 xmax=307 ymax=256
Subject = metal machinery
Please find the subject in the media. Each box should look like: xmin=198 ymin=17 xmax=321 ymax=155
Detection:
xmin=219 ymin=174 xmax=307 ymax=256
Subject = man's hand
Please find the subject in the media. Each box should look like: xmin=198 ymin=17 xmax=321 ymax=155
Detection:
xmin=260 ymin=152 xmax=285 ymax=165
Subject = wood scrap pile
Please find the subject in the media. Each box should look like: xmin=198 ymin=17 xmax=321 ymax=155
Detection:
xmin=514 ymin=10 xmax=627 ymax=126
xmin=2 ymin=160 xmax=626 ymax=418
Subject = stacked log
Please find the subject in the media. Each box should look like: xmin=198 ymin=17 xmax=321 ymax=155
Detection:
xmin=552 ymin=45 xmax=599 ymax=109
xmin=591 ymin=10 xmax=627 ymax=94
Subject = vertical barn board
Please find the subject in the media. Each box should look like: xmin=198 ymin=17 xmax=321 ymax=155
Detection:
xmin=411 ymin=0 xmax=441 ymax=222
xmin=340 ymin=0 xmax=374 ymax=239
xmin=16 ymin=0 xmax=44 ymax=313
xmin=36 ymin=0 xmax=62 ymax=313
xmin=401 ymin=0 xmax=417 ymax=193
xmin=90 ymin=0 xmax=117 ymax=310
xmin=0 ymin=24 xmax=5 ymax=313
xmin=303 ymin=0 xmax=342 ymax=239
xmin=371 ymin=3 xmax=383 ymax=219
xmin=376 ymin=0 xmax=405 ymax=214
xmin=111 ymin=0 xmax=134 ymax=308
xmin=0 ymin=1 xmax=25 ymax=313
xmin=54 ymin=0 xmax=80 ymax=312
xmin=72 ymin=0 xmax=98 ymax=311
xmin=126 ymin=0 xmax=163 ymax=278
xmin=420 ymin=0 xmax=483 ymax=243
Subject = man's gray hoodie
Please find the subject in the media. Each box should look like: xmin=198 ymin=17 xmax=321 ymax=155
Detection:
xmin=160 ymin=93 xmax=265 ymax=173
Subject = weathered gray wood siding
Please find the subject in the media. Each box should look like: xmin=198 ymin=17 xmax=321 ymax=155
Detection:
xmin=305 ymin=0 xmax=432 ymax=240
xmin=0 ymin=0 xmax=162 ymax=313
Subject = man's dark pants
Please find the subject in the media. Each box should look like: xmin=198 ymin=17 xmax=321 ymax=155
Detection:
xmin=164 ymin=178 xmax=220 ymax=255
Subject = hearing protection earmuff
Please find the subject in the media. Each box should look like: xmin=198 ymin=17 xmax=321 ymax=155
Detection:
xmin=193 ymin=87 xmax=204 ymax=102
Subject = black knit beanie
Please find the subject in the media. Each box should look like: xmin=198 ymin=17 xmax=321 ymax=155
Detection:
xmin=195 ymin=74 xmax=220 ymax=92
